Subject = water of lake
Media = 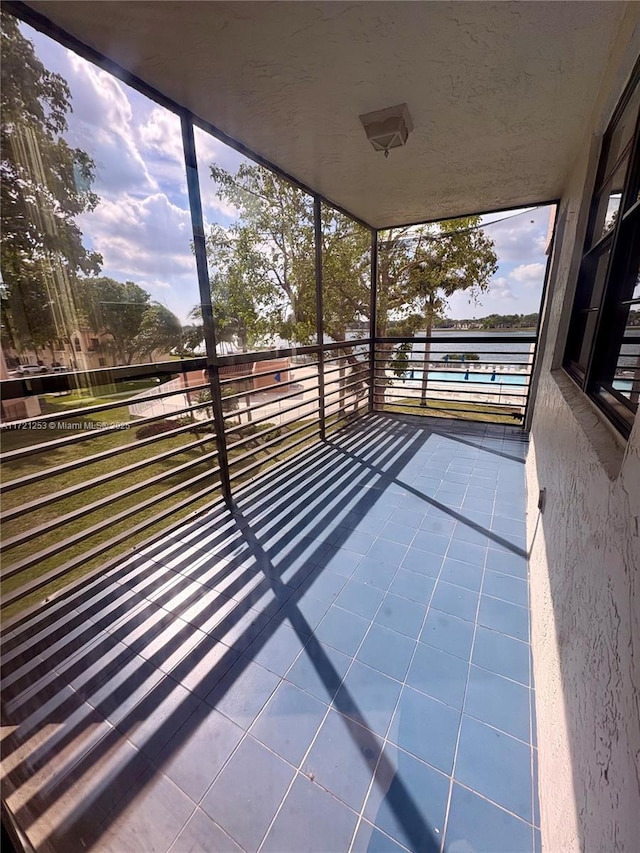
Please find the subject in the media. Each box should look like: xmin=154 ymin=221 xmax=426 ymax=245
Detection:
xmin=406 ymin=330 xmax=535 ymax=365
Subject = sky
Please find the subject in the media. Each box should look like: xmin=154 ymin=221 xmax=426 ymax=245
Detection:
xmin=26 ymin=23 xmax=552 ymax=327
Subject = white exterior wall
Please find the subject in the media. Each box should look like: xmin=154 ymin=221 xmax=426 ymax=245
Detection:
xmin=526 ymin=9 xmax=640 ymax=851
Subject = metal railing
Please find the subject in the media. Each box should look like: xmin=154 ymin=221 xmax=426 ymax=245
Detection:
xmin=0 ymin=334 xmax=535 ymax=617
xmin=373 ymin=335 xmax=536 ymax=423
xmin=0 ymin=342 xmax=369 ymax=617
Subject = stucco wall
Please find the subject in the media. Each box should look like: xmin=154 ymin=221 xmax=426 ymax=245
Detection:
xmin=526 ymin=9 xmax=640 ymax=851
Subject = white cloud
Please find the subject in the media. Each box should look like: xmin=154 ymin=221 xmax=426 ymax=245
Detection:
xmin=482 ymin=206 xmax=552 ymax=264
xmin=79 ymin=193 xmax=195 ymax=282
xmin=511 ymin=262 xmax=546 ymax=288
xmin=65 ymin=54 xmax=158 ymax=197
xmin=488 ymin=276 xmax=516 ymax=302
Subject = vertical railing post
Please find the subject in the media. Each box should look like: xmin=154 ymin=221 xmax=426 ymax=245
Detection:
xmin=524 ymin=213 xmax=558 ymax=432
xmin=314 ymin=197 xmax=326 ymax=440
xmin=181 ymin=113 xmax=232 ymax=504
xmin=369 ymin=228 xmax=378 ymax=413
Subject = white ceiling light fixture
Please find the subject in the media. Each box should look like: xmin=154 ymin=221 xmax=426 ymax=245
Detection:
xmin=359 ymin=103 xmax=413 ymax=158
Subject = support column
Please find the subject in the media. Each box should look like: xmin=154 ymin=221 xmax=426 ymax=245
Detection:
xmin=181 ymin=114 xmax=232 ymax=504
xmin=314 ymin=197 xmax=326 ymax=440
xmin=369 ymin=228 xmax=378 ymax=413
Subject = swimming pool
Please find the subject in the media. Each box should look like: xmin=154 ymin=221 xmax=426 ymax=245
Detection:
xmin=396 ymin=368 xmax=633 ymax=392
xmin=398 ymin=369 xmax=528 ymax=386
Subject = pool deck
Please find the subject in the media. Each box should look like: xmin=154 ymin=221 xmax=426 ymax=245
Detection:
xmin=1 ymin=414 xmax=540 ymax=853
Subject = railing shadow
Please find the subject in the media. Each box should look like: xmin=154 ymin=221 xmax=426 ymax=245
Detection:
xmin=2 ymin=414 xmax=450 ymax=852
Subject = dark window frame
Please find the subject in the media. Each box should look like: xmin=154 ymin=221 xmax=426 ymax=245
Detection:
xmin=563 ymin=62 xmax=640 ymax=438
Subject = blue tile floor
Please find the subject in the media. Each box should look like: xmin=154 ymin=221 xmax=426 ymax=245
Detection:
xmin=1 ymin=414 xmax=540 ymax=852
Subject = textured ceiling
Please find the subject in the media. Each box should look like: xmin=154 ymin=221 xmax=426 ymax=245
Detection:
xmin=23 ymin=1 xmax=630 ymax=227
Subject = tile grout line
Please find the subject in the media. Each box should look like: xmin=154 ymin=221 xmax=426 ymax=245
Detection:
xmin=253 ymin=503 xmax=416 ymax=853
xmin=437 ymin=447 xmax=500 ymax=853
xmin=252 ymin=537 xmax=398 ymax=853
xmin=347 ymin=451 xmax=476 ymax=853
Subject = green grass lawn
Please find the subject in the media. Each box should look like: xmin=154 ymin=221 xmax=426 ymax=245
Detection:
xmin=381 ymin=397 xmax=524 ymax=424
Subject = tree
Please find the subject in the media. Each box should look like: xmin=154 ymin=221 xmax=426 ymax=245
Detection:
xmin=376 ymin=219 xmax=498 ymax=405
xmin=75 ymin=277 xmax=149 ymax=364
xmin=132 ymin=303 xmax=182 ymax=360
xmin=204 ymin=222 xmax=275 ymax=350
xmin=74 ymin=276 xmax=181 ymax=364
xmin=202 ymin=162 xmax=497 ymax=409
xmin=1 ymin=10 xmax=101 ymax=355
xmin=204 ymin=164 xmax=371 ymax=349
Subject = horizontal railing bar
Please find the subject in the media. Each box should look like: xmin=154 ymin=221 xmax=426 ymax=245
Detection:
xmin=373 ymin=354 xmax=534 ymax=364
xmin=1 ymin=432 xmax=218 ymax=522
xmin=0 ymin=465 xmax=220 ymax=582
xmin=226 ymin=426 xmax=287 ymax=455
xmin=376 ymin=375 xmax=531 ymax=387
xmin=324 ymin=373 xmax=369 ymax=391
xmin=0 ymin=357 xmax=208 ymax=401
xmin=218 ymin=372 xmax=259 ymax=385
xmin=228 ymin=425 xmax=322 ymax=484
xmin=374 ymin=379 xmax=529 ymax=396
xmin=0 ymin=399 xmax=212 ymax=463
xmin=322 ymin=362 xmax=369 ymax=380
xmin=0 ymin=381 xmax=210 ymax=429
xmin=373 ymin=353 xmax=533 ymax=364
xmin=382 ymin=397 xmax=524 ymax=412
xmin=218 ymin=364 xmax=301 ymax=386
xmin=379 ymin=385 xmax=529 ymax=400
xmin=374 ymin=365 xmax=533 ymax=376
xmin=227 ymin=415 xmax=320 ymax=469
xmin=0 ymin=481 xmax=220 ymax=611
xmin=321 ymin=339 xmax=371 ymax=351
xmin=218 ymin=358 xmax=321 ymax=385
xmin=322 ymin=351 xmax=368 ymax=367
xmin=215 ymin=343 xmax=324 ymax=367
xmin=0 ymin=416 xmax=216 ymax=493
xmin=218 ymin=348 xmax=312 ymax=366
xmin=324 ymin=379 xmax=368 ymax=400
xmin=376 ymin=335 xmax=536 ymax=344
xmin=325 ymin=361 xmax=369 ymax=376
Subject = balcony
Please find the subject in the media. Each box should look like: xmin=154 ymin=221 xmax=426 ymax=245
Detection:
xmin=2 ymin=3 xmax=638 ymax=850
xmin=1 ymin=412 xmax=538 ymax=853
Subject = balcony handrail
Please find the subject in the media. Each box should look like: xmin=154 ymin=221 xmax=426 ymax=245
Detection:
xmin=0 ymin=356 xmax=209 ymax=401
xmin=375 ymin=334 xmax=537 ymax=344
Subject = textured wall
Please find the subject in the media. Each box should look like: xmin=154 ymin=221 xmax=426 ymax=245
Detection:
xmin=526 ymin=9 xmax=640 ymax=850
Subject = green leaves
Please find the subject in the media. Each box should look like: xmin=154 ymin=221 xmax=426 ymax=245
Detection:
xmin=74 ymin=277 xmax=181 ymax=364
xmin=377 ymin=218 xmax=498 ymax=335
xmin=1 ymin=11 xmax=102 ymax=353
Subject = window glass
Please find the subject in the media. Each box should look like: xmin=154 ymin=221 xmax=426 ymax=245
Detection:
xmin=1 ymin=15 xmax=198 ymax=376
xmin=589 ymin=160 xmax=627 ymax=246
xmin=321 ymin=204 xmax=370 ymax=344
xmin=194 ymin=125 xmax=316 ymax=354
xmin=598 ymin=82 xmax=639 ymax=184
xmin=565 ymin=245 xmax=612 ymax=371
xmin=564 ymin=65 xmax=640 ymax=435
